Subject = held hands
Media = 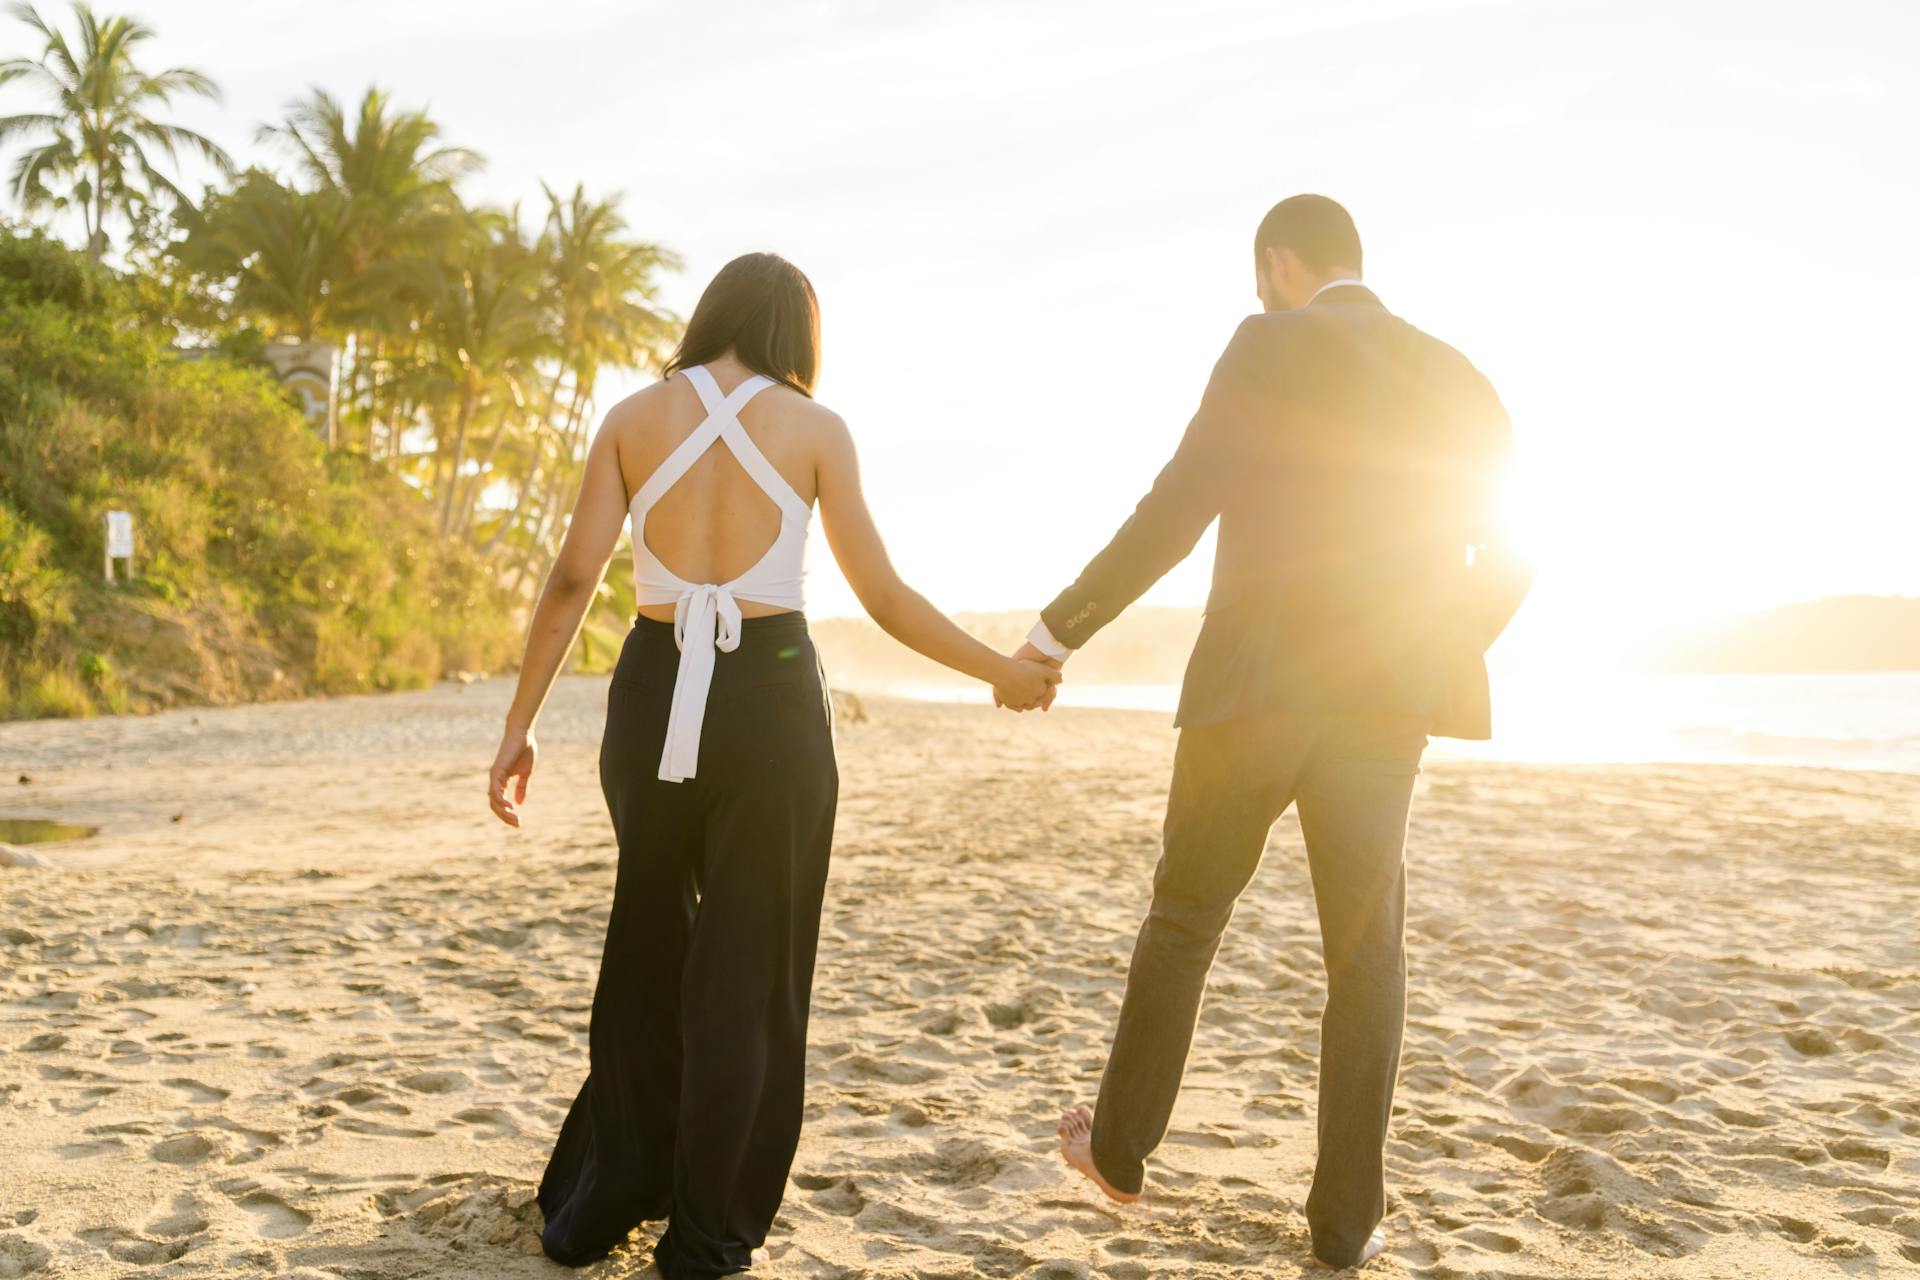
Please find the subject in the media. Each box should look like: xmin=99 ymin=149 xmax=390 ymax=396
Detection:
xmin=487 ymin=727 xmax=537 ymax=827
xmin=1010 ymin=640 xmax=1064 ymax=711
xmin=993 ymin=645 xmax=1064 ymax=713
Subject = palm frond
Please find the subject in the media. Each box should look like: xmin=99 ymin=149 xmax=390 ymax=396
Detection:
xmin=0 ymin=110 xmax=62 ymax=142
xmin=132 ymin=117 xmax=234 ymax=173
xmin=140 ymin=65 xmax=220 ymax=103
xmin=10 ymin=137 xmax=72 ymax=206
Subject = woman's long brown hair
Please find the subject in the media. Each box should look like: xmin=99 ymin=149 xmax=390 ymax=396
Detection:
xmin=662 ymin=252 xmax=820 ymax=396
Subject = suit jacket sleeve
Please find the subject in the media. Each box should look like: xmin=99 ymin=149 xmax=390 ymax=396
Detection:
xmin=1039 ymin=318 xmax=1264 ymax=650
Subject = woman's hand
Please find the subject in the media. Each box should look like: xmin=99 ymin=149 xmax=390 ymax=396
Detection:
xmin=488 ymin=728 xmax=538 ymax=827
xmin=993 ymin=657 xmax=1063 ymax=712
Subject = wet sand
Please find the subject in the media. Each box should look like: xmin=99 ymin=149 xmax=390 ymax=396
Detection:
xmin=2 ymin=678 xmax=1918 ymax=1278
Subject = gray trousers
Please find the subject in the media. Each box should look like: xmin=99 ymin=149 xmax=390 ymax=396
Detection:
xmin=1089 ymin=710 xmax=1428 ymax=1267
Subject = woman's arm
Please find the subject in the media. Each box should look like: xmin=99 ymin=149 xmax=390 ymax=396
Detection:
xmin=488 ymin=419 xmax=630 ymax=827
xmin=815 ymin=416 xmax=1060 ymax=711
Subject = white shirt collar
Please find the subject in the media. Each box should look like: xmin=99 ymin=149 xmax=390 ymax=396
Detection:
xmin=1307 ymin=278 xmax=1367 ymax=304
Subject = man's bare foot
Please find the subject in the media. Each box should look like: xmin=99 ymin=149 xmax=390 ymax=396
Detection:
xmin=1310 ymin=1229 xmax=1387 ymax=1270
xmin=1056 ymin=1106 xmax=1139 ymax=1204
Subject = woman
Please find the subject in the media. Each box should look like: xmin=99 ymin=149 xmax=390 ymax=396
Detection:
xmin=485 ymin=252 xmax=1060 ymax=1277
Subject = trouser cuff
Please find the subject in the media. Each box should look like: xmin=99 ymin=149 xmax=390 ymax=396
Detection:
xmin=1089 ymin=1122 xmax=1146 ymax=1197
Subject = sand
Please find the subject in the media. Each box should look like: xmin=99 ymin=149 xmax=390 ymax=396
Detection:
xmin=2 ymin=678 xmax=1918 ymax=1279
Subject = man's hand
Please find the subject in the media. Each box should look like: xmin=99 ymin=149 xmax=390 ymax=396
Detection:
xmin=996 ymin=642 xmax=1064 ymax=711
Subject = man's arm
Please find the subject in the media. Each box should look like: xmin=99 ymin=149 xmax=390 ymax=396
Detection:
xmin=1030 ymin=317 xmax=1266 ymax=656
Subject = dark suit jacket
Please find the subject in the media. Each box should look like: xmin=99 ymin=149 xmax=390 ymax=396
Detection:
xmin=1039 ymin=285 xmax=1532 ymax=739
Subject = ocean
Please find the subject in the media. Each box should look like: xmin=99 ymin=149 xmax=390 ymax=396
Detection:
xmin=892 ymin=670 xmax=1920 ymax=775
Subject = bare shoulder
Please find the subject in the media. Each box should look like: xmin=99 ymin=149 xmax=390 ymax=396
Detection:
xmin=766 ymin=385 xmax=846 ymax=431
xmin=597 ymin=378 xmax=679 ymax=440
xmin=758 ymin=386 xmax=851 ymax=453
xmin=596 ymin=375 xmax=852 ymax=464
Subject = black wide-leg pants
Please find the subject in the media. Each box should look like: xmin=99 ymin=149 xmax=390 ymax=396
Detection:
xmin=539 ymin=613 xmax=838 ymax=1279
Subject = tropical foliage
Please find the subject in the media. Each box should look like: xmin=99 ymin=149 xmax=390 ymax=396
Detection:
xmin=0 ymin=227 xmax=519 ymax=717
xmin=173 ymin=81 xmax=680 ymax=578
xmin=0 ymin=4 xmax=685 ymax=716
xmin=0 ymin=2 xmax=231 ymax=260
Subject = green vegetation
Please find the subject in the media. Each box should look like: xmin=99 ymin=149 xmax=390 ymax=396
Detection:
xmin=0 ymin=227 xmax=519 ymax=716
xmin=0 ymin=4 xmax=685 ymax=718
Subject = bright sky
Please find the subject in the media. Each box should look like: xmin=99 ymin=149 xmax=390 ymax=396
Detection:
xmin=12 ymin=0 xmax=1917 ymax=665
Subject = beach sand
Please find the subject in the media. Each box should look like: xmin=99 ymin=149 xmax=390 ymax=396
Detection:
xmin=2 ymin=678 xmax=1917 ymax=1278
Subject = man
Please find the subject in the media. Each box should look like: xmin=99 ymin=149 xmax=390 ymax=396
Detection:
xmin=1020 ymin=195 xmax=1531 ymax=1269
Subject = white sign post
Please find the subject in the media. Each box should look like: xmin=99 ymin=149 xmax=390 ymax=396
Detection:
xmin=104 ymin=510 xmax=134 ymax=583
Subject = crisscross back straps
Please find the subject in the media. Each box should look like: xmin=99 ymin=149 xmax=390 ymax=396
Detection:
xmin=630 ymin=367 xmax=773 ymax=514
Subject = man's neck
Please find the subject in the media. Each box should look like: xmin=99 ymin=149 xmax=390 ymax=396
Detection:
xmin=1305 ymin=275 xmax=1366 ymax=305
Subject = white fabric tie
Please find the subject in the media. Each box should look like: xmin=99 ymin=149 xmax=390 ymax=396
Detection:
xmin=659 ymin=583 xmax=744 ymax=783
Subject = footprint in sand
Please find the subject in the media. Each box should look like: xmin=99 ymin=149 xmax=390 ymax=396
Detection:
xmin=889 ymin=1101 xmax=931 ymax=1128
xmin=1164 ymin=1125 xmax=1237 ymax=1150
xmin=145 ymin=1194 xmax=211 ymax=1239
xmin=829 ymin=1054 xmax=940 ymax=1087
xmin=791 ymin=1173 xmax=865 ymax=1216
xmin=399 ymin=1069 xmax=470 ymax=1095
xmin=162 ymin=1077 xmax=231 ymax=1105
xmin=374 ymin=1175 xmax=543 ymax=1251
xmin=919 ymin=1138 xmax=1011 ymax=1189
xmin=332 ymin=1084 xmax=411 ymax=1114
xmin=334 ymin=1116 xmax=436 ymax=1139
xmin=984 ymin=998 xmax=1034 ymax=1030
xmin=228 ymin=1190 xmax=311 ymax=1240
xmin=75 ymin=1225 xmax=192 ymax=1266
xmin=450 ymin=1106 xmax=520 ymax=1139
xmin=1531 ymin=1147 xmax=1692 ymax=1256
xmin=1452 ymin=1225 xmax=1525 ymax=1253
xmin=1022 ymin=1262 xmax=1090 ymax=1279
xmin=1822 ymin=1137 xmax=1890 ymax=1168
xmin=152 ymin=1132 xmax=225 ymax=1165
xmin=0 ymin=1234 xmax=52 ymax=1279
xmin=918 ymin=1009 xmax=967 ymax=1037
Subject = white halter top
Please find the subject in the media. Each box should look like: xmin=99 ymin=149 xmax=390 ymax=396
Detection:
xmin=631 ymin=365 xmax=811 ymax=782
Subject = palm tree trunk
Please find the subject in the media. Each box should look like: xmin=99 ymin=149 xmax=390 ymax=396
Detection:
xmin=439 ymin=374 xmax=477 ymax=534
xmin=345 ymin=328 xmax=368 ymax=454
xmin=455 ymin=406 xmax=521 ymax=537
xmin=365 ymin=334 xmax=383 ymax=457
xmin=88 ymin=155 xmax=107 ymax=263
xmin=519 ymin=381 xmax=593 ymax=587
xmin=483 ymin=436 xmax=544 ymax=555
xmin=538 ymin=352 xmax=574 ymax=441
xmin=529 ymin=384 xmax=588 ymax=553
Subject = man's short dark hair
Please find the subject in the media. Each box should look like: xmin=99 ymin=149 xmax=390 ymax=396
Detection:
xmin=1254 ymin=194 xmax=1362 ymax=274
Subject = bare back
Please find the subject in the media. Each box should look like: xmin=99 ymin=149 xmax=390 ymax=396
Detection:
xmin=609 ymin=360 xmax=831 ymax=620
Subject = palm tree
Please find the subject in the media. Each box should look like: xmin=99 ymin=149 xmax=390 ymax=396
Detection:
xmin=259 ymin=87 xmax=481 ymax=456
xmin=0 ymin=2 xmax=231 ymax=261
xmin=177 ymin=170 xmax=347 ymax=342
xmin=260 ymin=86 xmax=478 ymax=275
xmin=538 ymin=180 xmax=677 ymax=428
xmin=403 ymin=205 xmax=546 ymax=534
xmin=491 ymin=183 xmax=677 ymax=569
